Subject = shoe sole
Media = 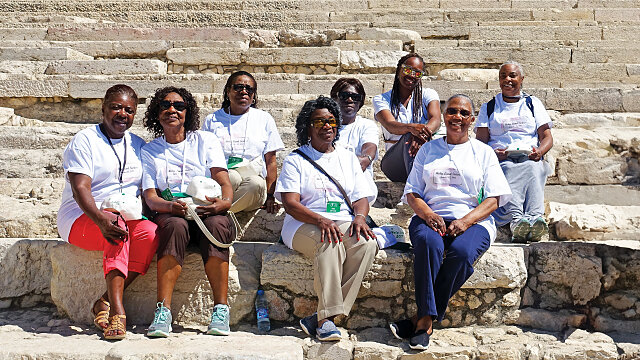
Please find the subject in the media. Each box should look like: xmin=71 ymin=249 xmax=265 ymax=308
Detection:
xmin=300 ymin=319 xmax=315 ymax=337
xmin=147 ymin=329 xmax=170 ymax=338
xmin=206 ymin=328 xmax=230 ymax=336
xmin=529 ymin=219 xmax=548 ymax=242
xmin=511 ymin=221 xmax=531 ymax=243
xmin=316 ymin=333 xmax=342 ymax=341
xmin=409 ymin=343 xmax=429 ymax=351
xmin=389 ymin=323 xmax=403 ymax=340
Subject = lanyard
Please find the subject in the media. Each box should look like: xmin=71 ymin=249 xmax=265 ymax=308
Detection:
xmin=225 ymin=109 xmax=249 ymax=157
xmin=99 ymin=124 xmax=127 ymax=192
xmin=164 ymin=134 xmax=188 ymax=193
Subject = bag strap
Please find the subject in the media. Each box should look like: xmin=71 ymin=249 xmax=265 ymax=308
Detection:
xmin=293 ymin=148 xmax=355 ymax=215
xmin=488 ymin=94 xmax=534 ymax=118
xmin=186 ymin=206 xmax=242 ymax=249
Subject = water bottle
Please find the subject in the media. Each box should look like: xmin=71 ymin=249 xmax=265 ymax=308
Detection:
xmin=255 ymin=289 xmax=271 ymax=332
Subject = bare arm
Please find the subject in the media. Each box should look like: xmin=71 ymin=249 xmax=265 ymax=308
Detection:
xmin=375 ymin=109 xmax=426 ymax=137
xmin=406 ymin=192 xmax=446 ymax=236
xmin=263 ymin=150 xmax=280 ymax=213
xmin=349 ymin=197 xmax=376 ymax=241
xmin=356 ymin=142 xmax=377 ymax=172
xmin=447 ymin=197 xmax=499 ymax=236
xmin=530 ymin=124 xmax=553 ymax=161
xmin=425 ymin=99 xmax=442 ymax=136
xmin=475 ymin=127 xmax=490 ymax=144
xmin=281 ymin=192 xmax=343 ymax=243
xmin=68 ymin=172 xmax=127 ymax=243
xmin=198 ymin=167 xmax=233 ymax=215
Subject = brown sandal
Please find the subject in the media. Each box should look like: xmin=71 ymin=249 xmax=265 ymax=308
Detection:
xmin=104 ymin=314 xmax=126 ymax=340
xmin=91 ymin=297 xmax=110 ymax=330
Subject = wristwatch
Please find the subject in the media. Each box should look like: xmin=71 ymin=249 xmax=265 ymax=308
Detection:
xmin=366 ymin=155 xmax=373 ymax=163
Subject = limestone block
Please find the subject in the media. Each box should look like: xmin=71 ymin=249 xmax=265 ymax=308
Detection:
xmin=0 ymin=47 xmax=91 ymax=61
xmin=45 ymin=27 xmax=250 ymax=42
xmin=593 ymin=314 xmax=640 ymax=334
xmin=603 ymin=26 xmax=640 ymax=41
xmin=340 ymin=50 xmax=408 ymax=71
xmin=0 ymin=238 xmax=61 ymax=300
xmin=279 ymin=29 xmax=345 ymax=47
xmin=247 ymin=47 xmax=340 ymax=66
xmin=346 ymin=28 xmax=421 ymax=42
xmin=0 ymin=28 xmax=47 ymax=41
xmin=470 ymin=26 xmax=601 ymax=40
xmin=440 ymin=0 xmax=511 ymax=7
xmin=446 ymin=9 xmax=531 ymax=23
xmin=524 ymin=64 xmax=628 ymax=82
xmin=463 ymin=245 xmax=527 ymax=290
xmin=623 ymin=89 xmax=640 ymax=112
xmin=527 ymin=242 xmax=603 ymax=308
xmin=595 ymin=8 xmax=640 ymax=22
xmin=68 ymin=78 xmax=218 ymax=99
xmin=331 ymin=40 xmax=403 ymax=51
xmin=167 ymin=48 xmax=242 ymax=66
xmin=353 ymin=341 xmax=404 ymax=360
xmin=0 ymin=61 xmax=48 ymax=77
xmin=543 ymin=88 xmax=624 ymax=112
xmin=548 ymin=203 xmax=640 ymax=241
xmin=532 ymin=8 xmax=594 ymax=20
xmin=627 ymin=64 xmax=640 ymax=76
xmin=50 ymin=241 xmax=270 ymax=326
xmin=515 ymin=307 xmax=587 ymax=331
xmin=417 ymin=47 xmax=572 ymax=64
xmin=550 ymin=112 xmax=640 ymax=129
xmin=0 ymin=80 xmax=67 ymax=97
xmin=573 ymin=48 xmax=640 ymax=64
xmin=45 ymin=59 xmax=167 ymax=75
xmin=304 ymin=337 xmax=353 ymax=360
xmin=0 ymin=149 xmax=63 ymax=178
xmin=545 ymin=185 xmax=640 ymax=206
xmin=235 ymin=209 xmax=285 ymax=242
xmin=438 ymin=69 xmax=498 ymax=82
xmin=63 ymin=40 xmax=172 ymax=58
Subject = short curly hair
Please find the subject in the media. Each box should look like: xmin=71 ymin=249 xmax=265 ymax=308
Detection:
xmin=143 ymin=86 xmax=200 ymax=138
xmin=295 ymin=96 xmax=342 ymax=147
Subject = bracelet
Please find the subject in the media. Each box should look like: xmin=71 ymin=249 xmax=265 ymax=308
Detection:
xmin=366 ymin=155 xmax=373 ymax=163
xmin=221 ymin=197 xmax=232 ymax=201
xmin=355 ymin=213 xmax=366 ymax=219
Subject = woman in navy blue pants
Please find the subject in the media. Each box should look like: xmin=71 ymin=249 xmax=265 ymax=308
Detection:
xmin=390 ymin=95 xmax=512 ymax=350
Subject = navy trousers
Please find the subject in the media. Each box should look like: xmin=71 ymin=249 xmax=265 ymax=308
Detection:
xmin=409 ymin=216 xmax=491 ymax=321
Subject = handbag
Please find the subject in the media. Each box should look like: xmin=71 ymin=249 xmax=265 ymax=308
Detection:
xmin=100 ymin=193 xmax=143 ymax=221
xmin=293 ymin=149 xmax=378 ymax=229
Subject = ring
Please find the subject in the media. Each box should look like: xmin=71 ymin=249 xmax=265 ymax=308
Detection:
xmin=432 ymin=222 xmax=438 ymax=227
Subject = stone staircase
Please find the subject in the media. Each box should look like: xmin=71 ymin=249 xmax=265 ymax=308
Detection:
xmin=0 ymin=0 xmax=639 ymax=358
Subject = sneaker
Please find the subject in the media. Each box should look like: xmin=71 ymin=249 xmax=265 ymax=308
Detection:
xmin=511 ymin=218 xmax=531 ymax=243
xmin=389 ymin=319 xmax=415 ymax=339
xmin=147 ymin=301 xmax=172 ymax=338
xmin=206 ymin=304 xmax=230 ymax=336
xmin=299 ymin=313 xmax=318 ymax=337
xmin=316 ymin=320 xmax=341 ymax=341
xmin=529 ymin=217 xmax=548 ymax=243
xmin=409 ymin=329 xmax=431 ymax=351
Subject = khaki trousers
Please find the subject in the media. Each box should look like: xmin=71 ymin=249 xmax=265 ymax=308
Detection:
xmin=291 ymin=221 xmax=378 ymax=320
xmin=228 ymin=168 xmax=267 ymax=213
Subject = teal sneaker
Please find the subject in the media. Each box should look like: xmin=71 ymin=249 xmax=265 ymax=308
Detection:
xmin=147 ymin=301 xmax=172 ymax=338
xmin=206 ymin=304 xmax=230 ymax=336
xmin=529 ymin=217 xmax=548 ymax=242
xmin=511 ymin=218 xmax=531 ymax=243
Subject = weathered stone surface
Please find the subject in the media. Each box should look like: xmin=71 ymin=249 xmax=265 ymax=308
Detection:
xmin=418 ymin=47 xmax=572 ymax=64
xmin=463 ymin=245 xmax=527 ymax=290
xmin=0 ymin=47 xmax=91 ymax=61
xmin=45 ymin=26 xmax=251 ymax=42
xmin=0 ymin=80 xmax=67 ymax=97
xmin=0 ymin=238 xmax=60 ymax=302
xmin=0 ymin=61 xmax=49 ymax=76
xmin=545 ymin=185 xmax=640 ymax=206
xmin=45 ymin=59 xmax=167 ymax=75
xmin=550 ymin=112 xmax=640 ymax=129
xmin=279 ymin=29 xmax=345 ymax=47
xmin=340 ymin=50 xmax=408 ymax=72
xmin=549 ymin=202 xmax=640 ymax=241
xmin=50 ymin=241 xmax=270 ymax=326
xmin=168 ymin=47 xmax=340 ymax=66
xmin=346 ymin=28 xmax=421 ymax=42
xmin=515 ymin=307 xmax=587 ymax=332
xmin=331 ymin=39 xmax=403 ymax=51
xmin=438 ymin=68 xmax=498 ymax=81
xmin=304 ymin=336 xmax=353 ymax=360
xmin=470 ymin=25 xmax=601 ymax=40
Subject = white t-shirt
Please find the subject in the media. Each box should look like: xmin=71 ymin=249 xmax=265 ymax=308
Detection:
xmin=336 ymin=115 xmax=379 ymax=202
xmin=372 ymin=88 xmax=440 ymax=150
xmin=275 ymin=145 xmax=376 ymax=249
xmin=402 ymin=137 xmax=512 ymax=242
xmin=57 ymin=125 xmax=146 ymax=241
xmin=141 ymin=130 xmax=227 ymax=193
xmin=474 ymin=94 xmax=552 ymax=151
xmin=201 ymin=107 xmax=284 ymax=177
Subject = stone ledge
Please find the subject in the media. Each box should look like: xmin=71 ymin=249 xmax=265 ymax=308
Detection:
xmin=45 ymin=59 xmax=168 ymax=75
xmin=167 ymin=47 xmax=341 ymax=66
xmin=260 ymin=243 xmax=526 ymax=328
xmin=0 ymin=47 xmax=92 ymax=61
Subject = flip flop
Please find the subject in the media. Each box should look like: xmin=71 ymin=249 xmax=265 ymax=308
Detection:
xmin=91 ymin=297 xmax=110 ymax=331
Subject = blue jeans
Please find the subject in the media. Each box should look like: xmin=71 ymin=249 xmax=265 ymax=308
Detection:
xmin=409 ymin=216 xmax=490 ymax=321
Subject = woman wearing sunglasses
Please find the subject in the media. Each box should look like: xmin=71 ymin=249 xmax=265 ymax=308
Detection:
xmin=390 ymin=95 xmax=511 ymax=350
xmin=373 ymin=53 xmax=441 ymax=182
xmin=275 ymin=96 xmax=378 ymax=341
xmin=202 ymin=71 xmax=284 ymax=214
xmin=330 ymin=78 xmax=379 ymax=204
xmin=57 ymin=84 xmax=158 ymax=340
xmin=140 ymin=86 xmax=235 ymax=338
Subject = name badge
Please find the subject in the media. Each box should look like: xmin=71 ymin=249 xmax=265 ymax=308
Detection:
xmin=227 ymin=156 xmax=243 ymax=169
xmin=501 ymin=116 xmax=528 ymax=132
xmin=326 ymin=201 xmax=341 ymax=213
xmin=432 ymin=168 xmax=462 ymax=187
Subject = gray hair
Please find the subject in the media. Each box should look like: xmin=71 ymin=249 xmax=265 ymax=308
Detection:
xmin=445 ymin=94 xmax=475 ymax=114
xmin=500 ymin=61 xmax=525 ymax=77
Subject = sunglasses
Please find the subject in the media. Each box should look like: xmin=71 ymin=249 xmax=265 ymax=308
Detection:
xmin=232 ymin=83 xmax=255 ymax=95
xmin=445 ymin=108 xmax=472 ymax=118
xmin=159 ymin=100 xmax=187 ymax=112
xmin=337 ymin=91 xmax=364 ymax=103
xmin=311 ymin=117 xmax=338 ymax=129
xmin=401 ymin=64 xmax=425 ymax=79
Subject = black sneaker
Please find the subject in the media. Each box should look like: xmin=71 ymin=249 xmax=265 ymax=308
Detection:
xmin=409 ymin=329 xmax=431 ymax=350
xmin=389 ymin=319 xmax=415 ymax=339
xmin=299 ymin=313 xmax=318 ymax=337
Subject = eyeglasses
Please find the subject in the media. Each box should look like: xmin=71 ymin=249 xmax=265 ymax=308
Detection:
xmin=337 ymin=91 xmax=364 ymax=103
xmin=445 ymin=108 xmax=473 ymax=118
xmin=311 ymin=117 xmax=338 ymax=129
xmin=232 ymin=83 xmax=255 ymax=95
xmin=159 ymin=100 xmax=187 ymax=112
xmin=400 ymin=64 xmax=424 ymax=79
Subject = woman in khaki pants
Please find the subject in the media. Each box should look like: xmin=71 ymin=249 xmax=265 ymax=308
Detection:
xmin=275 ymin=96 xmax=378 ymax=341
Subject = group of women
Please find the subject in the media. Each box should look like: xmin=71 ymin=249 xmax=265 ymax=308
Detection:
xmin=57 ymin=54 xmax=553 ymax=350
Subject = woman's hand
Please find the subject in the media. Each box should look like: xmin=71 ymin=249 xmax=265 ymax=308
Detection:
xmin=529 ymin=146 xmax=543 ymax=161
xmin=446 ymin=218 xmax=472 ymax=237
xmin=421 ymin=211 xmax=446 ymax=236
xmin=349 ymin=215 xmax=376 ymax=242
xmin=196 ymin=196 xmax=232 ymax=216
xmin=96 ymin=212 xmax=128 ymax=245
xmin=407 ymin=135 xmax=425 ymax=157
xmin=262 ymin=195 xmax=280 ymax=214
xmin=409 ymin=123 xmax=432 ymax=142
xmin=317 ymin=216 xmax=343 ymax=243
xmin=169 ymin=199 xmax=188 ymax=217
xmin=494 ymin=148 xmax=508 ymax=161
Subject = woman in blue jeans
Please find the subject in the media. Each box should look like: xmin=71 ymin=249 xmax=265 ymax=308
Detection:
xmin=390 ymin=95 xmax=511 ymax=350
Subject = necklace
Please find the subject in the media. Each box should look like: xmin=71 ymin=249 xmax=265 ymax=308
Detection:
xmin=98 ymin=124 xmax=127 ymax=192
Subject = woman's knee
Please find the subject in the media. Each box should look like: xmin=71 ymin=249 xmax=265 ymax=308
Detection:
xmin=244 ymin=175 xmax=266 ymax=192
